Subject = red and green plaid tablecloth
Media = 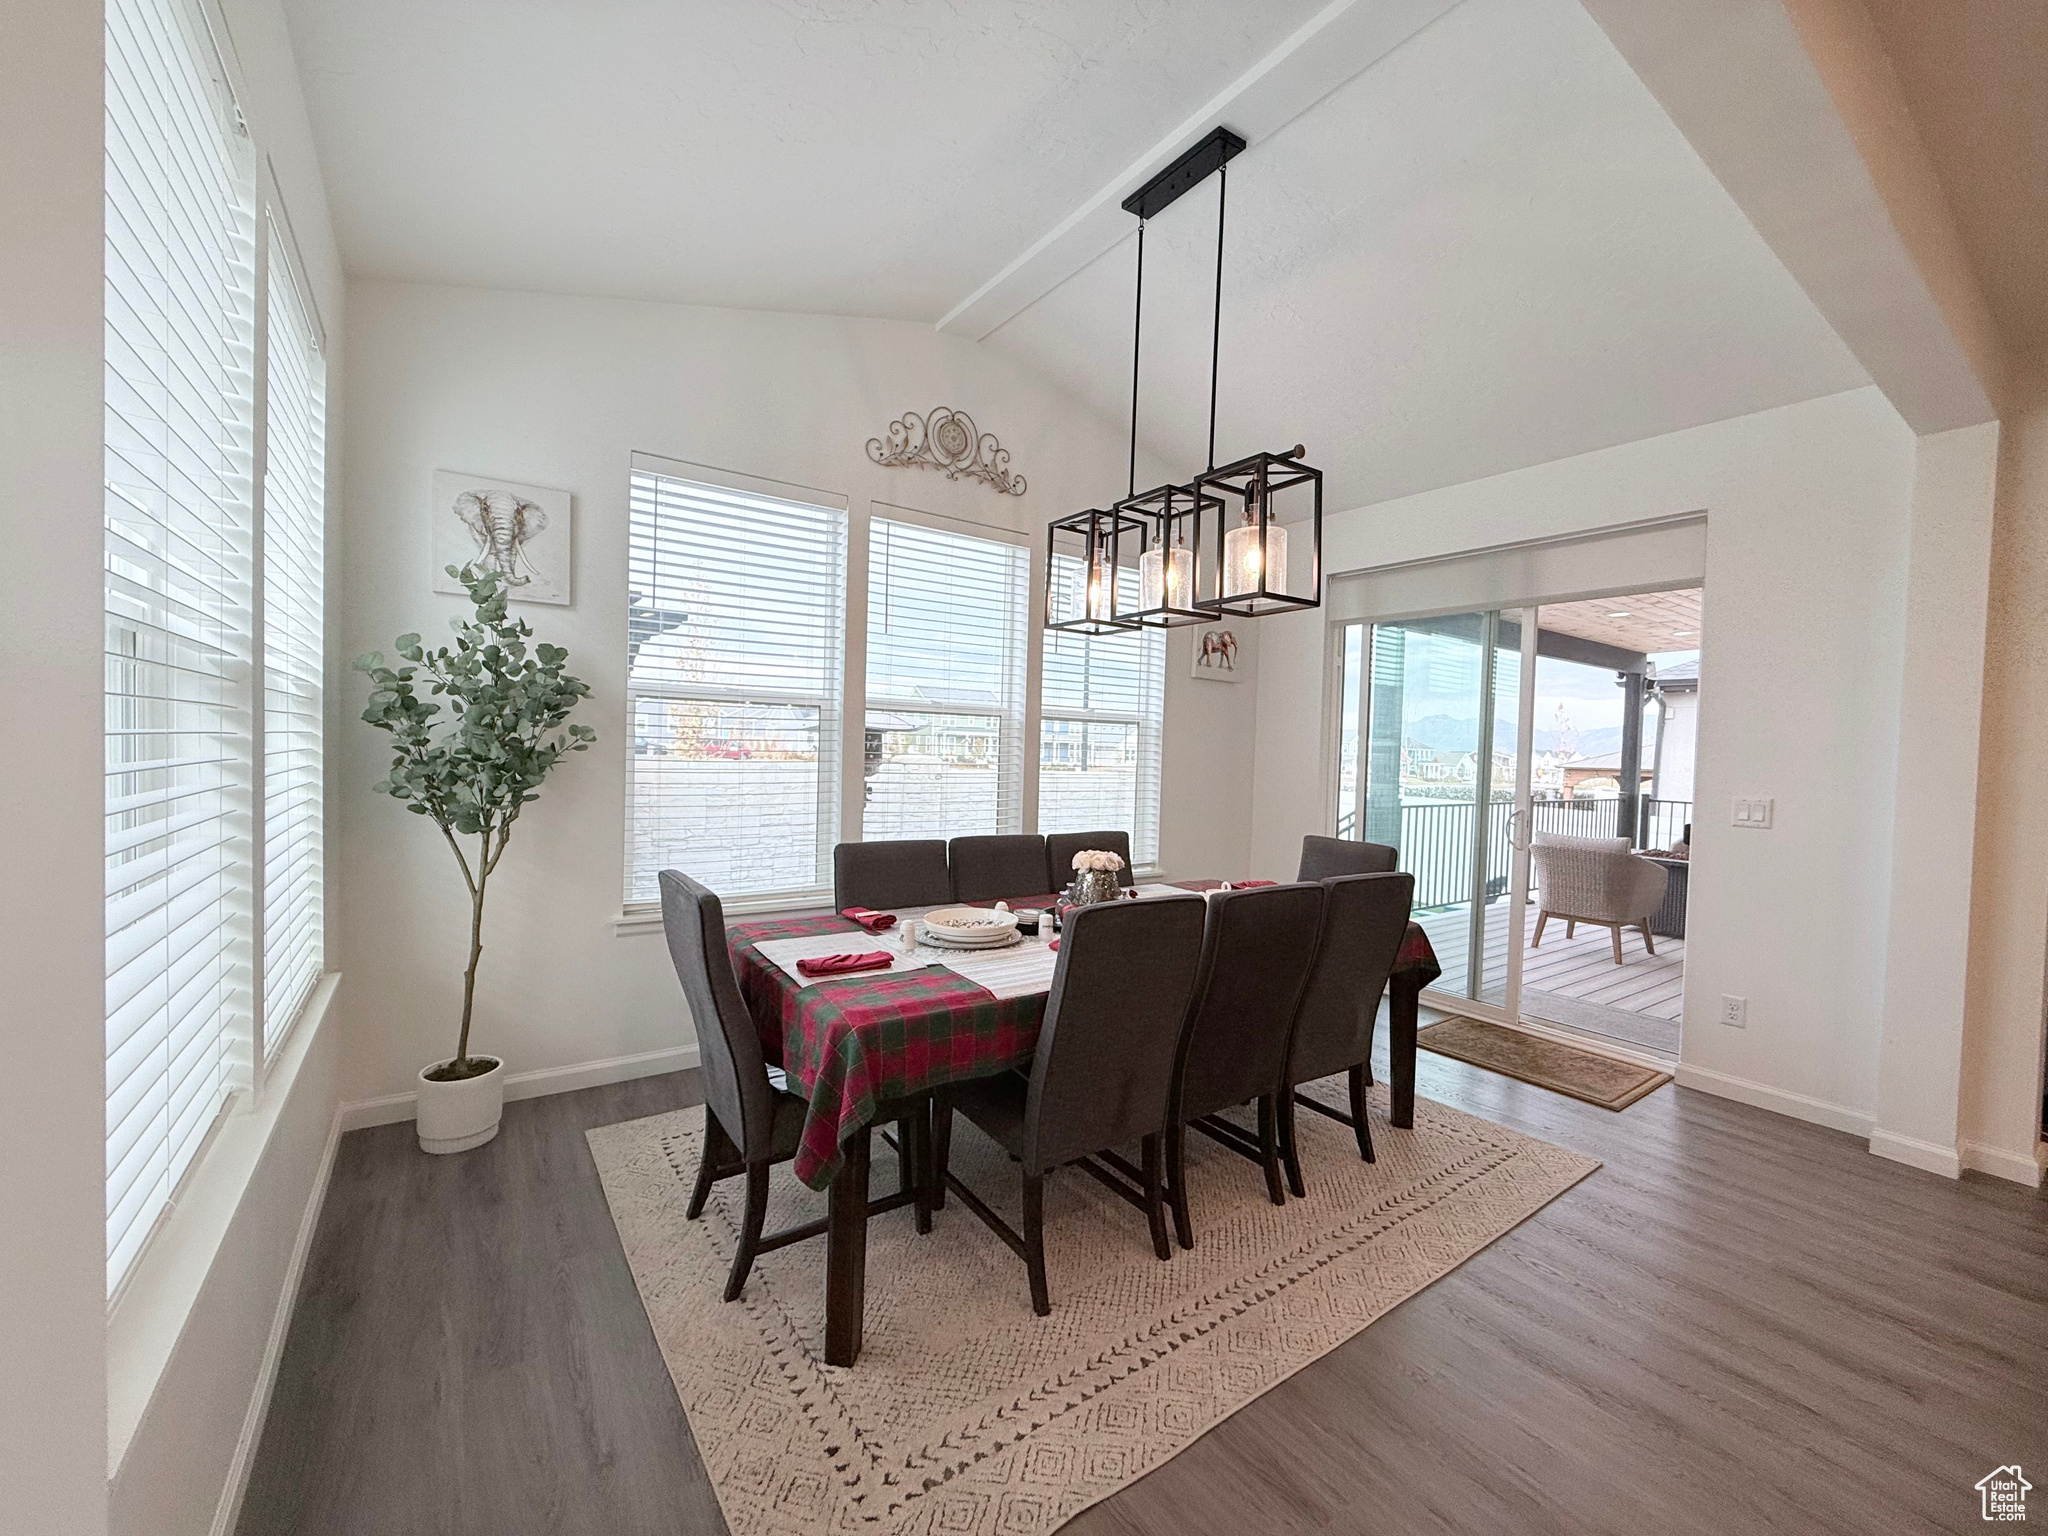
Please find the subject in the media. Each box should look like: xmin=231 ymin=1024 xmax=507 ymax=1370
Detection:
xmin=727 ymin=889 xmax=1440 ymax=1190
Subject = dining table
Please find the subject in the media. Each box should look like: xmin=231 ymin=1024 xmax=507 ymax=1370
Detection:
xmin=726 ymin=879 xmax=1442 ymax=1365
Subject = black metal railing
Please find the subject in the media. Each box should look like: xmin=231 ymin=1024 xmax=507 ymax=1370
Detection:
xmin=1336 ymin=794 xmax=1693 ymax=910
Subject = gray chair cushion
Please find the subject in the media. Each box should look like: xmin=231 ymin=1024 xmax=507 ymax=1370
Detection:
xmin=659 ymin=871 xmax=781 ymax=1162
xmin=1009 ymin=896 xmax=1206 ymax=1174
xmin=1174 ymin=883 xmax=1327 ymax=1126
xmin=1044 ymin=830 xmax=1136 ymax=891
xmin=833 ymin=839 xmax=952 ymax=911
xmin=1289 ymin=872 xmax=1414 ymax=1086
xmin=1298 ymin=835 xmax=1398 ymax=880
xmin=949 ymin=835 xmax=1052 ymax=903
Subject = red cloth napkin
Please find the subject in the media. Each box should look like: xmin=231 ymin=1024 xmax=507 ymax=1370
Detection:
xmin=796 ymin=950 xmax=894 ymax=978
xmin=1232 ymin=879 xmax=1278 ymax=889
xmin=840 ymin=906 xmax=897 ymax=933
xmin=1048 ymin=939 xmax=1059 ymax=952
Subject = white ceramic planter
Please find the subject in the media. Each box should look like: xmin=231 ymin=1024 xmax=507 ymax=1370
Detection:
xmin=416 ymin=1057 xmax=505 ymax=1154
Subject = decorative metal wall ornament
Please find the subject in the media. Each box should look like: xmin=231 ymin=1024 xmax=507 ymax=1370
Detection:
xmin=1044 ymin=124 xmax=1323 ymax=632
xmin=866 ymin=407 xmax=1026 ymax=496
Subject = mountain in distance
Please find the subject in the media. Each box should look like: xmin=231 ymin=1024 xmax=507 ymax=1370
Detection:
xmin=1404 ymin=714 xmax=1623 ymax=759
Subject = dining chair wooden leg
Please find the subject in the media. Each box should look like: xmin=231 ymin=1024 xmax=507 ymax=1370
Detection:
xmin=1256 ymin=1096 xmax=1286 ymax=1206
xmin=908 ymin=1109 xmax=933 ymax=1236
xmin=1141 ymin=1133 xmax=1171 ymax=1260
xmin=1347 ymin=1064 xmax=1376 ymax=1163
xmin=930 ymin=1099 xmax=952 ymax=1212
xmin=1565 ymin=918 xmax=1576 ymax=939
xmin=1640 ymin=922 xmax=1657 ymax=956
xmin=1609 ymin=924 xmax=1624 ymax=965
xmin=688 ymin=1111 xmax=735 ymax=1221
xmin=1166 ymin=1122 xmax=1195 ymax=1251
xmin=1532 ymin=911 xmax=1548 ymax=948
xmin=723 ymin=1161 xmax=771 ymax=1303
xmin=1277 ymin=1089 xmax=1307 ymax=1198
xmin=1021 ymin=1173 xmax=1051 ymax=1317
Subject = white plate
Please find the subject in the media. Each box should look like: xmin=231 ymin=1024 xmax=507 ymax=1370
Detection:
xmin=921 ymin=906 xmax=1019 ymax=935
xmin=921 ymin=927 xmax=1025 ymax=950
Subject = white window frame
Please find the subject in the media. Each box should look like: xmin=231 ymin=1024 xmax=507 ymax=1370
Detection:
xmin=616 ymin=483 xmax=1167 ymax=927
xmin=859 ymin=502 xmax=1032 ymax=843
xmin=624 ymin=455 xmax=850 ymax=912
xmin=103 ymin=0 xmax=333 ymax=1301
xmin=257 ymin=205 xmax=327 ymax=1065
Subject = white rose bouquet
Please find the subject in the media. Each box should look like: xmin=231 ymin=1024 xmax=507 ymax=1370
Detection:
xmin=1071 ymin=849 xmax=1127 ymax=873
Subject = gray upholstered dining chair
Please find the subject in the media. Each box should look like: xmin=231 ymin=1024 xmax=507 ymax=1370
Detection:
xmin=1297 ymin=834 xmax=1398 ymax=880
xmin=1044 ymin=829 xmax=1136 ymax=892
xmin=948 ymin=834 xmax=1051 ymax=903
xmin=833 ymin=839 xmax=952 ymax=912
xmin=935 ymin=895 xmax=1206 ymax=1315
xmin=1277 ymin=871 xmax=1414 ymax=1194
xmin=659 ymin=870 xmax=931 ymax=1301
xmin=1165 ymin=881 xmax=1326 ymax=1248
xmin=1529 ymin=832 xmax=1669 ymax=964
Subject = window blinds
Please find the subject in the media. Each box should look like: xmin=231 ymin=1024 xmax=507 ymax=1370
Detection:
xmin=863 ymin=516 xmax=1029 ymax=841
xmin=1038 ymin=555 xmax=1165 ymax=864
xmin=104 ymin=0 xmax=257 ymax=1292
xmin=261 ymin=234 xmax=325 ymax=1051
xmin=626 ymin=467 xmax=847 ymax=903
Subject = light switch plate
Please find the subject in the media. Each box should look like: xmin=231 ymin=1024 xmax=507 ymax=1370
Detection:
xmin=1719 ymin=994 xmax=1747 ymax=1028
xmin=1733 ymin=796 xmax=1775 ymax=829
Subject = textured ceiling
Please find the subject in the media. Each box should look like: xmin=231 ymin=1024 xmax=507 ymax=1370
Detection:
xmin=982 ymin=0 xmax=1870 ymax=511
xmin=279 ymin=0 xmax=1331 ymax=319
xmin=1540 ymin=590 xmax=1702 ymax=656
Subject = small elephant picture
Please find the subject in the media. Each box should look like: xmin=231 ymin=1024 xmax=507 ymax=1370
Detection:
xmin=1192 ymin=626 xmax=1240 ymax=681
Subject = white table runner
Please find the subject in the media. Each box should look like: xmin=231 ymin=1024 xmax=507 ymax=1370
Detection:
xmin=753 ymin=929 xmax=1060 ymax=1001
xmin=751 ymin=932 xmax=936 ymax=986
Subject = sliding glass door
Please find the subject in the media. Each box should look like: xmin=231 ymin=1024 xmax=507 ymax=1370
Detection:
xmin=1335 ymin=609 xmax=1537 ymax=1019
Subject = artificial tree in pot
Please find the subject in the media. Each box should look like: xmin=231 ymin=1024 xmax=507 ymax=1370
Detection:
xmin=356 ymin=564 xmax=595 ymax=1153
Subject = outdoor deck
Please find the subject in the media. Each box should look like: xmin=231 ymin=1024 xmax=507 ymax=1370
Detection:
xmin=1415 ymin=897 xmax=1684 ymax=1055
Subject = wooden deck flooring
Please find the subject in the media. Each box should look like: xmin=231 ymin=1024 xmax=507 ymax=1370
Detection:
xmin=1418 ymin=898 xmax=1685 ymax=1052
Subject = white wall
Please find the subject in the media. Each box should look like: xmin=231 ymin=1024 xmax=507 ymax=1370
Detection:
xmin=1249 ymin=387 xmax=1919 ymax=1130
xmin=1962 ymin=385 xmax=2048 ymax=1181
xmin=0 ymin=3 xmax=114 ymax=1529
xmin=1870 ymin=421 xmax=2000 ymax=1175
xmin=336 ymin=279 xmax=1259 ymax=1107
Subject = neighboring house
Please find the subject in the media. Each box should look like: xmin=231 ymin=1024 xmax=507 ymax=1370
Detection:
xmin=1562 ymin=752 xmax=1653 ymax=797
xmin=1650 ymin=658 xmax=1700 ymax=803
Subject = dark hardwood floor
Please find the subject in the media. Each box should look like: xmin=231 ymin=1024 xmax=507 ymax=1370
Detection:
xmin=239 ymin=1033 xmax=2048 ymax=1536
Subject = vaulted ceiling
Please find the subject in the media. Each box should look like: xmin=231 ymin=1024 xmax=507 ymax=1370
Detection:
xmin=282 ymin=0 xmax=1875 ymax=511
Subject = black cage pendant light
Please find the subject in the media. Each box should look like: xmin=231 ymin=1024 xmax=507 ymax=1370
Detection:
xmin=1044 ymin=126 xmax=1321 ymax=632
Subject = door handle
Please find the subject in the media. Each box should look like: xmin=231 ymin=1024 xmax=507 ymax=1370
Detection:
xmin=1509 ymin=808 xmax=1528 ymax=851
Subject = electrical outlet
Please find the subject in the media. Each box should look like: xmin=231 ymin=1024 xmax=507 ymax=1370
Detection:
xmin=1719 ymin=994 xmax=1747 ymax=1028
xmin=1733 ymin=797 xmax=1775 ymax=829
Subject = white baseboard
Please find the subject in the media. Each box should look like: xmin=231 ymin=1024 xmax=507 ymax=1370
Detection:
xmin=1867 ymin=1128 xmax=1962 ymax=1180
xmin=1960 ymin=1138 xmax=2048 ymax=1187
xmin=1671 ymin=1062 xmax=1874 ymax=1138
xmin=338 ymin=1043 xmax=702 ymax=1131
xmin=210 ymin=1105 xmax=344 ymax=1536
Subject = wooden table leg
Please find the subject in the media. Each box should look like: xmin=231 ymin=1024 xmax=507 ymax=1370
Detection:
xmin=1388 ymin=974 xmax=1420 ymax=1129
xmin=824 ymin=1125 xmax=870 ymax=1367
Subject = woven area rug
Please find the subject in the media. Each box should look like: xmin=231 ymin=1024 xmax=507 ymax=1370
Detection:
xmin=1418 ymin=1015 xmax=1673 ymax=1111
xmin=586 ymin=1083 xmax=1597 ymax=1536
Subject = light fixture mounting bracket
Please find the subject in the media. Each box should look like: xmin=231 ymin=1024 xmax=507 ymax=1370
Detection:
xmin=1121 ymin=127 xmax=1246 ymax=220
